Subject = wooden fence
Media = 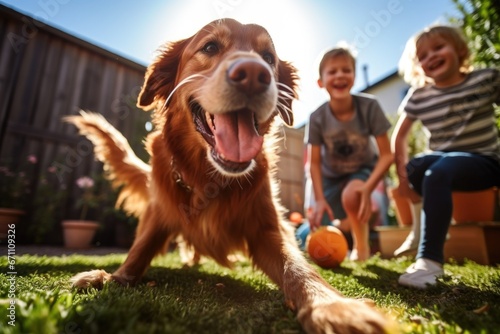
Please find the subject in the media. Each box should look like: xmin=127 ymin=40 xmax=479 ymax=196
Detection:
xmin=0 ymin=5 xmax=150 ymax=245
xmin=276 ymin=126 xmax=306 ymax=215
xmin=0 ymin=5 xmax=305 ymax=246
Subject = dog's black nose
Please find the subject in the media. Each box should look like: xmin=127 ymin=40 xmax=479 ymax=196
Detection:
xmin=227 ymin=59 xmax=271 ymax=95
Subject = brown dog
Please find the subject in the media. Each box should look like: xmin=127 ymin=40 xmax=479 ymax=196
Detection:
xmin=66 ymin=18 xmax=391 ymax=333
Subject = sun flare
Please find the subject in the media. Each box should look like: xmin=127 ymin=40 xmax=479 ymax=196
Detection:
xmin=157 ymin=0 xmax=321 ymax=127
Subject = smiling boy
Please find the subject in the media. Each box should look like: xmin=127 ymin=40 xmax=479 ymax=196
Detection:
xmin=298 ymin=46 xmax=394 ymax=261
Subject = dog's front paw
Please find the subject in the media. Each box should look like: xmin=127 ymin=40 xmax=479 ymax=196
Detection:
xmin=70 ymin=270 xmax=112 ymax=289
xmin=298 ymin=298 xmax=396 ymax=334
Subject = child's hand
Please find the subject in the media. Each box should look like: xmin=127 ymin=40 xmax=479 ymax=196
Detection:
xmin=310 ymin=199 xmax=334 ymax=231
xmin=397 ymin=182 xmax=421 ymax=203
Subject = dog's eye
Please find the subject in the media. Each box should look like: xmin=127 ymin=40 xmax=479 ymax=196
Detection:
xmin=262 ymin=52 xmax=275 ymax=65
xmin=202 ymin=42 xmax=219 ymax=55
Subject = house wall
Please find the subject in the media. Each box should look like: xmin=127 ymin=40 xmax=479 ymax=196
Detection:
xmin=363 ymin=73 xmax=409 ymax=119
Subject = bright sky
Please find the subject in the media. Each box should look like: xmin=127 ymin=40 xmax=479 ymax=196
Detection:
xmin=1 ymin=0 xmax=459 ymax=126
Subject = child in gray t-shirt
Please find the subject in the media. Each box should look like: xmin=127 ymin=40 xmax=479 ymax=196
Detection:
xmin=297 ymin=46 xmax=393 ymax=261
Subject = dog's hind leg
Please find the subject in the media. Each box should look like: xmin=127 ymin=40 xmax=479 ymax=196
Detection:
xmin=72 ymin=205 xmax=171 ymax=289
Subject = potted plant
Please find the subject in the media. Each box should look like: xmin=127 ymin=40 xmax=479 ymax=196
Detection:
xmin=62 ymin=176 xmax=100 ymax=249
xmin=29 ymin=164 xmax=68 ymax=244
xmin=0 ymin=155 xmax=38 ymax=238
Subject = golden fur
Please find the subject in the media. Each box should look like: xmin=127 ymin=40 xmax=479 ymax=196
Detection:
xmin=66 ymin=18 xmax=392 ymax=333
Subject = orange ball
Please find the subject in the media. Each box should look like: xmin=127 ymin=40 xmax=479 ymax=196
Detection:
xmin=307 ymin=226 xmax=348 ymax=268
xmin=289 ymin=211 xmax=303 ymax=224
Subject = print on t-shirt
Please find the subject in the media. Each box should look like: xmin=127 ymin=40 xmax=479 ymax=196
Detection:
xmin=330 ymin=130 xmax=369 ymax=174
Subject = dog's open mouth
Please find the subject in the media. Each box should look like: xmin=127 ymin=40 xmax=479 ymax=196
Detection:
xmin=192 ymin=102 xmax=263 ymax=173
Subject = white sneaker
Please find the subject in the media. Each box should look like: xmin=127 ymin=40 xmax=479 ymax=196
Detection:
xmin=393 ymin=231 xmax=419 ymax=257
xmin=398 ymin=258 xmax=444 ymax=289
xmin=394 ymin=232 xmax=450 ymax=257
xmin=394 ymin=202 xmax=422 ymax=257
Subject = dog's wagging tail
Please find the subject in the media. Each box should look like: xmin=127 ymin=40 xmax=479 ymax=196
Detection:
xmin=65 ymin=18 xmax=395 ymax=334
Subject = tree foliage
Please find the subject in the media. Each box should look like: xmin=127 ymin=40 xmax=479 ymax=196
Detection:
xmin=452 ymin=0 xmax=500 ymax=129
xmin=452 ymin=0 xmax=500 ymax=66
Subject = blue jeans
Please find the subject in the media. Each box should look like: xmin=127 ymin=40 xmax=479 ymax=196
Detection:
xmin=407 ymin=152 xmax=500 ymax=263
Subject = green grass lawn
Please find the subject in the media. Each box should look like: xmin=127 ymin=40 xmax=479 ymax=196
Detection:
xmin=1 ymin=251 xmax=499 ymax=334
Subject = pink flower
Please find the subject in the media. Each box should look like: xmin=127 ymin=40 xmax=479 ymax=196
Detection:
xmin=47 ymin=166 xmax=57 ymax=173
xmin=76 ymin=176 xmax=94 ymax=189
xmin=27 ymin=155 xmax=37 ymax=164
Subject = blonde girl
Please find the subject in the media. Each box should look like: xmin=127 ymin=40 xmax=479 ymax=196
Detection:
xmin=392 ymin=25 xmax=500 ymax=288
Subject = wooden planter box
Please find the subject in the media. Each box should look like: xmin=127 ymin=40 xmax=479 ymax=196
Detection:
xmin=375 ymin=226 xmax=411 ymax=259
xmin=376 ymin=222 xmax=500 ymax=265
xmin=389 ymin=187 xmax=499 ymax=226
xmin=379 ymin=187 xmax=500 ymax=264
xmin=444 ymin=222 xmax=500 ymax=265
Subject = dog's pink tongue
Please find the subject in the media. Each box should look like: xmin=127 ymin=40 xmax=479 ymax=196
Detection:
xmin=213 ymin=110 xmax=263 ymax=162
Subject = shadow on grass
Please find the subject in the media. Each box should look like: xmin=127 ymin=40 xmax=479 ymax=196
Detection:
xmin=361 ymin=263 xmax=500 ymax=333
xmin=12 ymin=253 xmax=500 ymax=333
xmin=67 ymin=266 xmax=302 ymax=334
xmin=12 ymin=256 xmax=302 ymax=334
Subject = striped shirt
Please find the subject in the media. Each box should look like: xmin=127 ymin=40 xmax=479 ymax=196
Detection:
xmin=400 ymin=68 xmax=500 ymax=161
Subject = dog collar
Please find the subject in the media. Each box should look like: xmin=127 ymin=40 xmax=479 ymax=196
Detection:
xmin=170 ymin=159 xmax=192 ymax=192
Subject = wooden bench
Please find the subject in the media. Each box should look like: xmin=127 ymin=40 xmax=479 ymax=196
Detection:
xmin=376 ymin=188 xmax=500 ymax=265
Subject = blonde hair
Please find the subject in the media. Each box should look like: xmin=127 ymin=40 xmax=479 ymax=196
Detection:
xmin=318 ymin=42 xmax=357 ymax=78
xmin=399 ymin=25 xmax=472 ymax=88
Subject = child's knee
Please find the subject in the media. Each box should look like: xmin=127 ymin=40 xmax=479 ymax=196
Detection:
xmin=423 ymin=166 xmax=450 ymax=188
xmin=341 ymin=180 xmax=364 ymax=212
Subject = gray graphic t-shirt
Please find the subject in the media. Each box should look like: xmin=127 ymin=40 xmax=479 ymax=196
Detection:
xmin=306 ymin=93 xmax=391 ymax=178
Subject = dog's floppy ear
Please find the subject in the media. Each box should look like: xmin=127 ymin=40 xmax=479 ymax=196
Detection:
xmin=137 ymin=39 xmax=190 ymax=111
xmin=277 ymin=60 xmax=299 ymax=127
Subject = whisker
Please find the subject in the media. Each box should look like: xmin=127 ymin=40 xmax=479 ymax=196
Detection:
xmin=276 ymin=101 xmax=293 ymax=125
xmin=277 ymin=86 xmax=295 ymax=125
xmin=163 ymin=74 xmax=206 ymax=110
xmin=207 ymin=168 xmax=218 ymax=179
xmin=243 ymin=173 xmax=253 ymax=186
xmin=277 ymin=99 xmax=293 ymax=112
xmin=277 ymin=82 xmax=296 ymax=95
xmin=205 ymin=160 xmax=219 ymax=178
xmin=278 ymin=90 xmax=295 ymax=101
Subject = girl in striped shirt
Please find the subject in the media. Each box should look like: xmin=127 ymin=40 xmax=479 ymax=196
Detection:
xmin=392 ymin=25 xmax=500 ymax=289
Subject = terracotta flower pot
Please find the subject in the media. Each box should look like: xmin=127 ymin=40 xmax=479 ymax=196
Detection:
xmin=452 ymin=188 xmax=498 ymax=224
xmin=0 ymin=208 xmax=24 ymax=239
xmin=62 ymin=220 xmax=99 ymax=249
